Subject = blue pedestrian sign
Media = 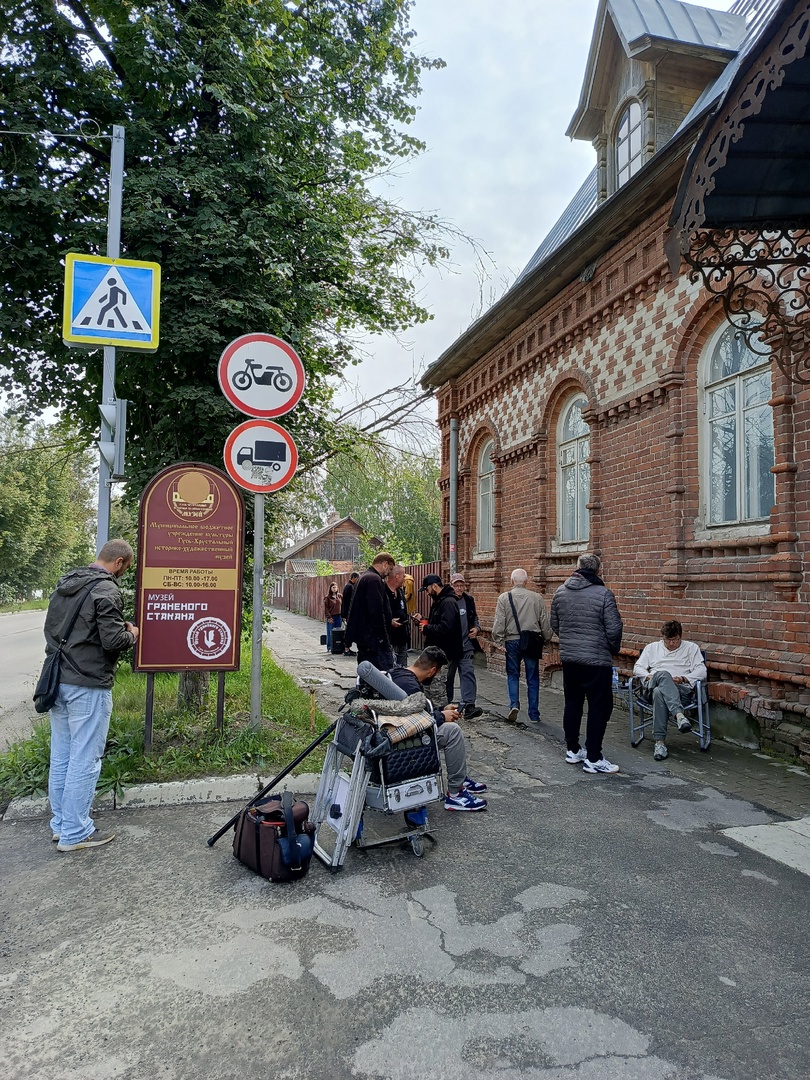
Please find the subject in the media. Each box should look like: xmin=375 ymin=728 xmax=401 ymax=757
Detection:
xmin=63 ymin=253 xmax=161 ymax=351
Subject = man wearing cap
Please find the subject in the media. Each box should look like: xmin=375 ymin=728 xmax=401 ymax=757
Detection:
xmin=411 ymin=574 xmax=462 ymax=711
xmin=447 ymin=574 xmax=483 ymax=719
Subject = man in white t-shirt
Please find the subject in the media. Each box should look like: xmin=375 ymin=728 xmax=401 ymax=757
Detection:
xmin=633 ymin=620 xmax=707 ymax=761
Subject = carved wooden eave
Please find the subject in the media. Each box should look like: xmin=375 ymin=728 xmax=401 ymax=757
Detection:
xmin=668 ymin=0 xmax=810 ymax=383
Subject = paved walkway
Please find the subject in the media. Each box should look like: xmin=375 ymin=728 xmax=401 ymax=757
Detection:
xmin=268 ymin=606 xmax=810 ymax=822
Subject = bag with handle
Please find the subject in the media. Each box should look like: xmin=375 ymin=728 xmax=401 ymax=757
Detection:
xmin=33 ymin=581 xmax=99 ymax=714
xmin=232 ymin=790 xmax=315 ymax=882
xmin=507 ymin=592 xmax=544 ymax=661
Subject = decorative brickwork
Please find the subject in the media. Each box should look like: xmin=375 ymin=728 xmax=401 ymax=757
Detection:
xmin=436 ymin=199 xmax=810 ymax=758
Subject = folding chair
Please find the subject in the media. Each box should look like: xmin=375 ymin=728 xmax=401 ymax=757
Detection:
xmin=628 ymin=651 xmax=711 ymax=751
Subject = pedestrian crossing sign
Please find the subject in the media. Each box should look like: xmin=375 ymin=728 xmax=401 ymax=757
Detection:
xmin=62 ymin=253 xmax=161 ymax=351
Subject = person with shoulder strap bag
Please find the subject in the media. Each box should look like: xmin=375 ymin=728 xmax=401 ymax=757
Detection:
xmin=41 ymin=540 xmax=139 ymax=852
xmin=491 ymin=569 xmax=552 ymax=725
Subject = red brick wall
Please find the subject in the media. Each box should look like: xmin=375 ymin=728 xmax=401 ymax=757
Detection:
xmin=436 ymin=200 xmax=810 ymax=760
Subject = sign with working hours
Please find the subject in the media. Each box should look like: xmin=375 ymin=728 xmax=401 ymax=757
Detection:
xmin=134 ymin=464 xmax=244 ymax=671
xmin=63 ymin=253 xmax=161 ymax=351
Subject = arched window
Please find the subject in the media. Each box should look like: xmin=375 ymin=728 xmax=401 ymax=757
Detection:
xmin=477 ymin=439 xmax=495 ymax=553
xmin=616 ymin=100 xmax=643 ymax=188
xmin=703 ymin=326 xmax=774 ymax=525
xmin=558 ymin=397 xmax=590 ymax=543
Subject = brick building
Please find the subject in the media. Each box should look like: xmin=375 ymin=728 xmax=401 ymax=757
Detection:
xmin=423 ymin=0 xmax=810 ymax=757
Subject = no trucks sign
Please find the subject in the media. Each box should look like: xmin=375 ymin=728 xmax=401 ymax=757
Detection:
xmin=134 ymin=463 xmax=244 ymax=671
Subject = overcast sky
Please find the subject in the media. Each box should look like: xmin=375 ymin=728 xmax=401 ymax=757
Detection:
xmin=342 ymin=0 xmax=736 ymax=410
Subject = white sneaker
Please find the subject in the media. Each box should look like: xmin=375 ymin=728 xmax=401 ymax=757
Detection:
xmin=654 ymin=741 xmax=668 ymax=761
xmin=565 ymin=747 xmax=588 ymax=763
xmin=582 ymin=757 xmax=619 ymax=775
xmin=675 ymin=712 xmax=692 ymax=733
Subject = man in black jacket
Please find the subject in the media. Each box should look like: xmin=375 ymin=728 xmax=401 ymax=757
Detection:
xmin=341 ymin=572 xmax=360 ymax=656
xmin=447 ymin=573 xmax=483 ymax=719
xmin=389 ymin=647 xmax=487 ymax=812
xmin=43 ymin=539 xmax=139 ymax=852
xmin=412 ymin=574 xmax=463 ymax=711
xmin=344 ymin=553 xmax=395 ymax=669
xmin=386 ymin=564 xmax=410 ymax=668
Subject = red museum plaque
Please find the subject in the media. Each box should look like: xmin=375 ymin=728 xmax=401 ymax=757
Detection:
xmin=134 ymin=463 xmax=244 ymax=671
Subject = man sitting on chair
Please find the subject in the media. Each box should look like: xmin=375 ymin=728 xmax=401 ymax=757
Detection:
xmin=633 ymin=620 xmax=707 ymax=761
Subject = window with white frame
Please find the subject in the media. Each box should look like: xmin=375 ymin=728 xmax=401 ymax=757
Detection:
xmin=616 ymin=100 xmax=643 ymax=189
xmin=477 ymin=439 xmax=495 ymax=553
xmin=703 ymin=326 xmax=775 ymax=525
xmin=558 ymin=396 xmax=590 ymax=543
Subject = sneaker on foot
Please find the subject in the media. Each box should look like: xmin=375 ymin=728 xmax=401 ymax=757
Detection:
xmin=56 ymin=829 xmax=115 ymax=852
xmin=582 ymin=757 xmax=619 ymax=775
xmin=445 ymin=790 xmax=488 ymax=812
xmin=463 ymin=705 xmax=483 ymax=719
xmin=565 ymin=747 xmax=588 ymax=764
xmin=654 ymin=741 xmax=669 ymax=761
xmin=461 ymin=775 xmax=488 ymax=793
xmin=51 ymin=834 xmax=59 ymax=843
xmin=507 ymin=707 xmax=519 ymax=723
xmin=676 ymin=712 xmax=692 ymax=733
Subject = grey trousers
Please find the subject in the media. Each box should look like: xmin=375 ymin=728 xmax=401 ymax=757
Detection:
xmin=645 ymin=671 xmax=695 ymax=739
xmin=393 ymin=643 xmax=409 ymax=668
xmin=436 ymin=721 xmax=467 ymax=792
xmin=446 ymin=653 xmax=477 ymax=707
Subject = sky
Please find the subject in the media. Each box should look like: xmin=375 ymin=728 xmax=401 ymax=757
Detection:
xmin=342 ymin=0 xmax=736 ymax=411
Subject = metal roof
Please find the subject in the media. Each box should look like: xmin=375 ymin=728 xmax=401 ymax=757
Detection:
xmin=516 ymin=169 xmax=599 ymax=284
xmin=609 ymin=0 xmax=746 ymax=53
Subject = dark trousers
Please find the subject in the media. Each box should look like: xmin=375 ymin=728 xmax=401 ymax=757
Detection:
xmin=562 ymin=662 xmax=613 ymax=762
xmin=357 ymin=643 xmax=394 ymax=672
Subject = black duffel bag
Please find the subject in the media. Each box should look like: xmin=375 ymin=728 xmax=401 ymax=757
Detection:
xmin=508 ymin=593 xmax=544 ymax=660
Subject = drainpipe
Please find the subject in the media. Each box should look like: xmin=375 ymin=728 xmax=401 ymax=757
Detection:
xmin=449 ymin=417 xmax=459 ymax=574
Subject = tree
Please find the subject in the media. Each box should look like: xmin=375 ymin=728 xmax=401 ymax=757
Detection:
xmin=319 ymin=441 xmax=440 ymax=564
xmin=0 ymin=0 xmax=449 ymax=501
xmin=0 ymin=414 xmax=94 ymax=600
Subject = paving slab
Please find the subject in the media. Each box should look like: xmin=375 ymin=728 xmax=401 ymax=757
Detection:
xmin=723 ymin=816 xmax=810 ymax=877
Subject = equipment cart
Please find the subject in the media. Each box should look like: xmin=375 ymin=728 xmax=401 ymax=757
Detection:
xmin=311 ymin=706 xmax=444 ymax=870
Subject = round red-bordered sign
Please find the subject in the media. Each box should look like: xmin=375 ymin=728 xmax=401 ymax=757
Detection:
xmin=218 ymin=333 xmax=306 ymax=418
xmin=223 ymin=419 xmax=299 ymax=494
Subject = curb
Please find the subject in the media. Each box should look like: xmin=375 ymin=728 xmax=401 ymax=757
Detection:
xmin=2 ymin=771 xmax=321 ymax=823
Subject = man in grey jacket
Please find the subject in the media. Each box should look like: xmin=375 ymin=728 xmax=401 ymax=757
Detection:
xmin=43 ymin=539 xmax=139 ymax=851
xmin=550 ymin=553 xmax=623 ymax=774
xmin=492 ymin=569 xmax=553 ymax=724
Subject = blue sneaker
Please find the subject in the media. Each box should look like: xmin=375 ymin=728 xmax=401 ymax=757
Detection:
xmin=445 ymin=790 xmax=487 ymax=812
xmin=461 ymin=776 xmax=488 ymax=793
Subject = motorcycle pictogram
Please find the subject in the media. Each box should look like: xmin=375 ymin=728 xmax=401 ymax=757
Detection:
xmin=231 ymin=358 xmax=293 ymax=393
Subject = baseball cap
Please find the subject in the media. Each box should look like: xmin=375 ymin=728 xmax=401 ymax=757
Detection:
xmin=419 ymin=574 xmax=443 ymax=591
xmin=450 ymin=573 xmax=466 ymax=584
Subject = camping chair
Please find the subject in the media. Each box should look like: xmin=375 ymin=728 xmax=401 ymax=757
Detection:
xmin=628 ymin=651 xmax=711 ymax=751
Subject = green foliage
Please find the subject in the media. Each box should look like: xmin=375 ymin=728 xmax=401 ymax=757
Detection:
xmin=0 ymin=0 xmax=448 ymax=513
xmin=314 ymin=559 xmax=335 ymax=576
xmin=0 ymin=413 xmax=94 ymax=598
xmin=0 ymin=648 xmax=330 ymax=805
xmin=324 ymin=442 xmax=440 ymax=564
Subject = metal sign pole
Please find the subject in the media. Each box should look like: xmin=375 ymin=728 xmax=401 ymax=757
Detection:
xmin=96 ymin=124 xmax=125 ymax=552
xmin=250 ymin=493 xmax=265 ymax=729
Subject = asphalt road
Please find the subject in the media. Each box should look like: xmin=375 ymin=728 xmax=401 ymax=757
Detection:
xmin=2 ymin=709 xmax=808 ymax=1079
xmin=0 ymin=610 xmax=45 ymax=750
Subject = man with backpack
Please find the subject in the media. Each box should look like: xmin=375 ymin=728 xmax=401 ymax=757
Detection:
xmin=42 ymin=539 xmax=139 ymax=852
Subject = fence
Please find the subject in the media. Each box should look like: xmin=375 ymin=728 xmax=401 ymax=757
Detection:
xmin=271 ymin=561 xmax=442 ymax=650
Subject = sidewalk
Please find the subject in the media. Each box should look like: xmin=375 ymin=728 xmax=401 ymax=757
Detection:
xmin=267 ymin=606 xmax=810 ymax=822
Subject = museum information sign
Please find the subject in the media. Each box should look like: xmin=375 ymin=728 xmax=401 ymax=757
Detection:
xmin=134 ymin=463 xmax=244 ymax=671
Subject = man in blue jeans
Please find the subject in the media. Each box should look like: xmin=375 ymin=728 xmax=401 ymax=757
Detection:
xmin=43 ymin=539 xmax=139 ymax=852
xmin=491 ymin=569 xmax=552 ymax=724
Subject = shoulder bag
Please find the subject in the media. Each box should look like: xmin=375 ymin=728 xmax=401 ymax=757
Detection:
xmin=508 ymin=592 xmax=544 ymax=661
xmin=32 ymin=581 xmax=99 ymax=713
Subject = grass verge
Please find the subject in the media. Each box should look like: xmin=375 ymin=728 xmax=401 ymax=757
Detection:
xmin=0 ymin=599 xmax=49 ymax=614
xmin=0 ymin=645 xmax=331 ymax=807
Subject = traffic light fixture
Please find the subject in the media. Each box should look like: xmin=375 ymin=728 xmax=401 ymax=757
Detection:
xmin=98 ymin=398 xmax=127 ymax=480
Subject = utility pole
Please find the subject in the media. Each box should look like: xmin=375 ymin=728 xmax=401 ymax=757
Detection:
xmin=96 ymin=124 xmax=125 ymax=552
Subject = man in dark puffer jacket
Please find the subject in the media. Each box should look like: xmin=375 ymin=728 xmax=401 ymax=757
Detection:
xmin=551 ymin=553 xmax=623 ymax=775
